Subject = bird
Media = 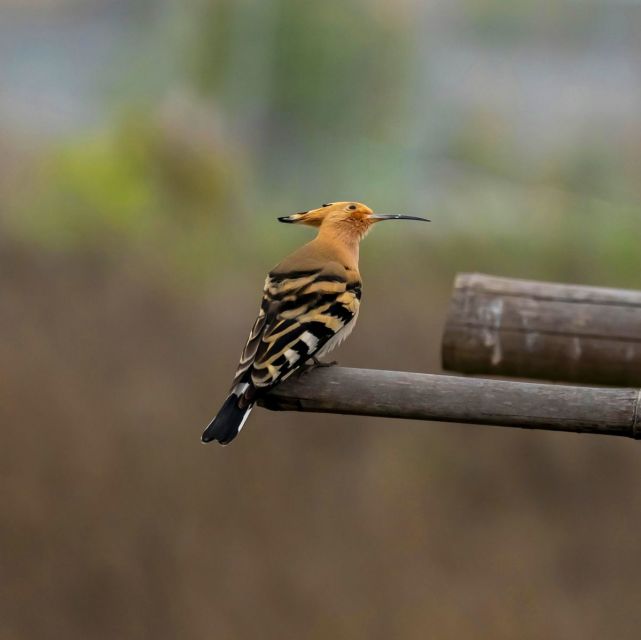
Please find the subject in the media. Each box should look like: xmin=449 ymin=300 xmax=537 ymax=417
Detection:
xmin=202 ymin=201 xmax=429 ymax=445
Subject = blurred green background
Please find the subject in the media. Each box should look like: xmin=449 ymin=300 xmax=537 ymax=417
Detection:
xmin=2 ymin=0 xmax=641 ymax=638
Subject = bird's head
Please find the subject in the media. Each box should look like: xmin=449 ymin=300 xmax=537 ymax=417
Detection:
xmin=278 ymin=202 xmax=429 ymax=237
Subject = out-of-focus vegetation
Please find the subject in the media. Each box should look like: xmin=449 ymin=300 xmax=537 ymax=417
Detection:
xmin=1 ymin=1 xmax=641 ymax=638
xmin=4 ymin=0 xmax=641 ymax=286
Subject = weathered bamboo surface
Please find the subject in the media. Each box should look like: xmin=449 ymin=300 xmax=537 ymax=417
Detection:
xmin=442 ymin=273 xmax=641 ymax=386
xmin=260 ymin=367 xmax=641 ymax=439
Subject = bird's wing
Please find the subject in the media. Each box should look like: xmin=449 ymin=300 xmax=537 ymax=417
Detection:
xmin=230 ymin=265 xmax=361 ymax=402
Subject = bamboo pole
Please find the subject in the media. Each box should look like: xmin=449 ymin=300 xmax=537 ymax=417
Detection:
xmin=259 ymin=367 xmax=641 ymax=439
xmin=442 ymin=273 xmax=641 ymax=386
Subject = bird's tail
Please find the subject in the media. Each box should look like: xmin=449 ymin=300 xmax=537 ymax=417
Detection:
xmin=202 ymin=394 xmax=253 ymax=445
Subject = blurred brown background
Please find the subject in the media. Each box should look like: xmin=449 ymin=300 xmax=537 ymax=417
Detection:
xmin=1 ymin=1 xmax=641 ymax=638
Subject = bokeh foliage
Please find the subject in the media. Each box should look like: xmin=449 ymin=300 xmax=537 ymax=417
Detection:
xmin=5 ymin=0 xmax=640 ymax=289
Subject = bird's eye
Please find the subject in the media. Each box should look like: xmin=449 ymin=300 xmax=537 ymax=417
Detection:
xmin=348 ymin=204 xmax=357 ymax=211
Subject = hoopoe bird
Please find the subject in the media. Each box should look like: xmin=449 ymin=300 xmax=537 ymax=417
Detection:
xmin=202 ymin=201 xmax=429 ymax=445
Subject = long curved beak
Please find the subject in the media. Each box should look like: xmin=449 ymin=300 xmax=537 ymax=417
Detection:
xmin=369 ymin=214 xmax=430 ymax=222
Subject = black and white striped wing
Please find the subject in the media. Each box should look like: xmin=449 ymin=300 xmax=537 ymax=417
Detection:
xmin=230 ymin=268 xmax=361 ymax=404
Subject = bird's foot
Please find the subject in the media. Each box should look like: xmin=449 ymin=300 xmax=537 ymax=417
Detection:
xmin=312 ymin=356 xmax=338 ymax=368
xmin=299 ymin=356 xmax=338 ymax=375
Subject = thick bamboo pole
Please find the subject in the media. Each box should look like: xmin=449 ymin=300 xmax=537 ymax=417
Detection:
xmin=442 ymin=273 xmax=641 ymax=386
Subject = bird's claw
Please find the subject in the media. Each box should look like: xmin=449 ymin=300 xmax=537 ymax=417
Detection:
xmin=299 ymin=357 xmax=338 ymax=376
xmin=312 ymin=356 xmax=337 ymax=368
